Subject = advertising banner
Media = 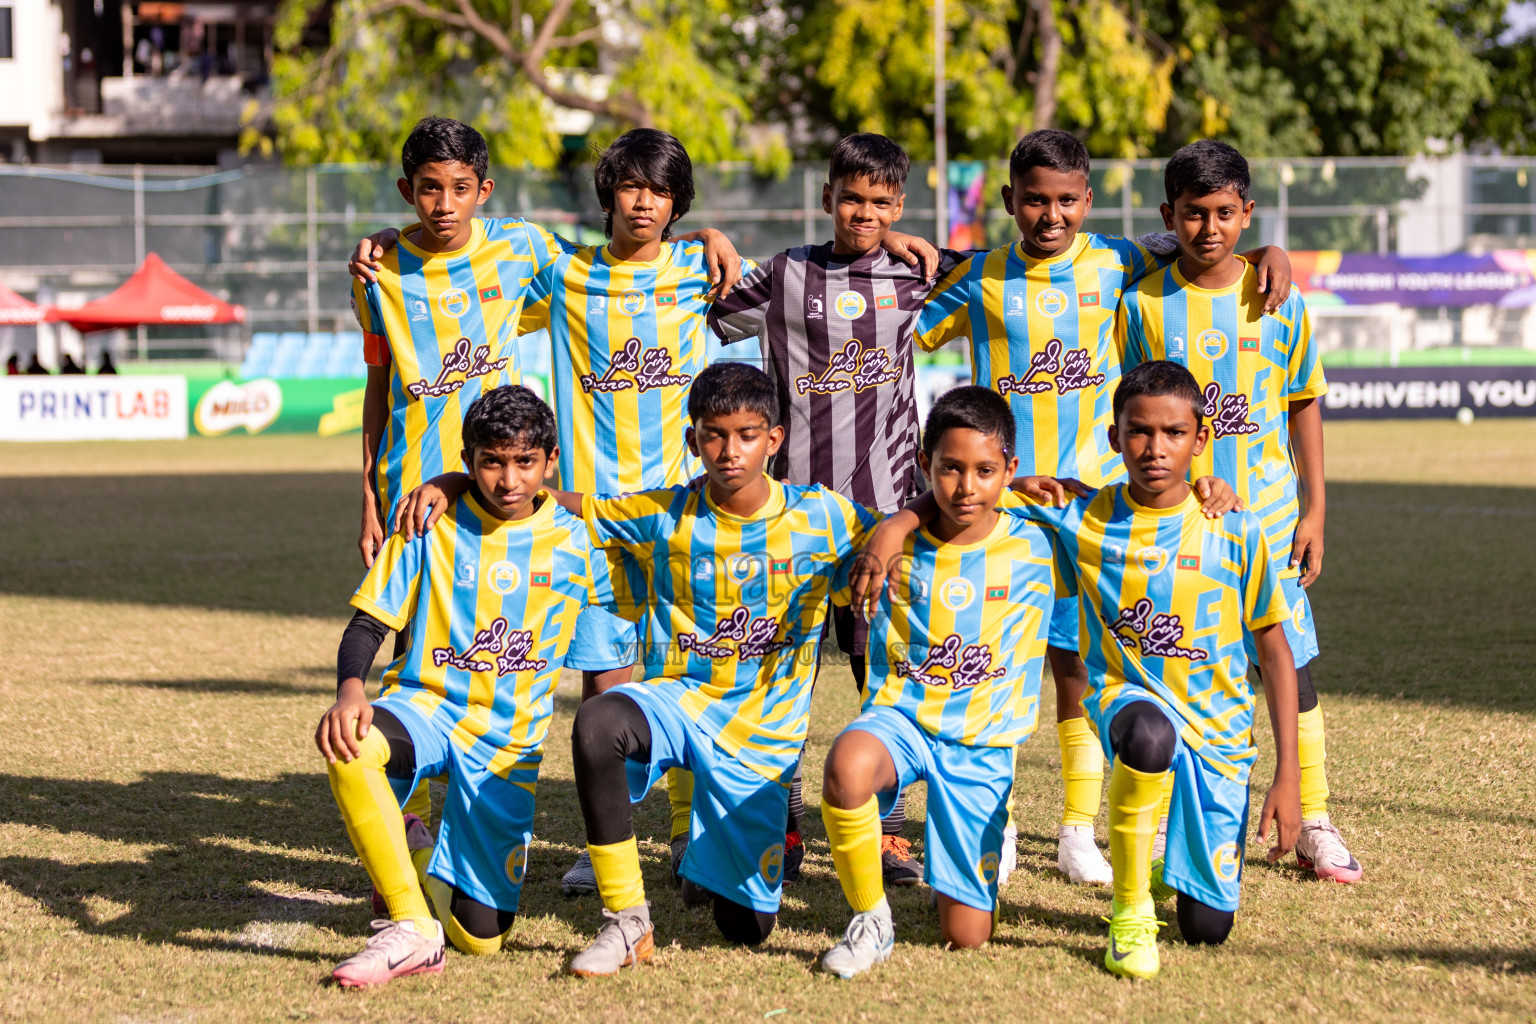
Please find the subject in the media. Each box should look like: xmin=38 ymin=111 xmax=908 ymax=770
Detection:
xmin=1294 ymin=251 xmax=1536 ymax=308
xmin=0 ymin=375 xmax=188 ymax=441
xmin=1323 ymin=366 xmax=1536 ymax=419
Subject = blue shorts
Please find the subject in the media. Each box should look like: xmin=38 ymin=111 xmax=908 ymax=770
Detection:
xmin=374 ymin=694 xmax=538 ymax=913
xmin=615 ymin=679 xmax=791 ymax=914
xmin=567 ymin=605 xmax=641 ymax=672
xmin=1046 ymin=596 xmax=1079 ymax=652
xmin=844 ymin=705 xmax=1014 ymax=911
xmin=1253 ymin=570 xmax=1320 ymax=668
xmin=1088 ymin=690 xmax=1250 ymax=913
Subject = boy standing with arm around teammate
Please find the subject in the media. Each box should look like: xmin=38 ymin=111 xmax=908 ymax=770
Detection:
xmin=913 ymin=129 xmax=1294 ymax=886
xmin=1118 ymin=140 xmax=1360 ymax=883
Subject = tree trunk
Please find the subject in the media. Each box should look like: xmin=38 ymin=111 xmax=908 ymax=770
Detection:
xmin=1031 ymin=0 xmax=1060 ymax=130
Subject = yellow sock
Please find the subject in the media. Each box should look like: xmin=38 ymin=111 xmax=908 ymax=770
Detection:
xmin=666 ymin=768 xmax=694 ymax=839
xmin=425 ymin=877 xmax=509 ymax=956
xmin=403 ymin=779 xmax=431 ymax=822
xmin=1158 ymin=770 xmax=1174 ymax=822
xmin=1107 ymin=758 xmax=1167 ymax=907
xmin=823 ymin=796 xmax=884 ymax=912
xmin=1298 ymin=705 xmax=1330 ymax=820
xmin=327 ymin=729 xmax=433 ymax=926
xmin=1058 ymin=718 xmax=1104 ymax=827
xmin=588 ymin=837 xmax=646 ymax=912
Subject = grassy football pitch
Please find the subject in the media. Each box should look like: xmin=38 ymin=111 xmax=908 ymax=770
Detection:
xmin=1 ymin=420 xmax=1533 ymax=1023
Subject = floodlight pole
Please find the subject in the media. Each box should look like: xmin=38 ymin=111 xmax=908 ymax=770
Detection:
xmin=934 ymin=0 xmax=947 ymax=246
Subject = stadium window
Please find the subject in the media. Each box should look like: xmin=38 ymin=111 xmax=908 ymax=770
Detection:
xmin=0 ymin=8 xmax=12 ymax=60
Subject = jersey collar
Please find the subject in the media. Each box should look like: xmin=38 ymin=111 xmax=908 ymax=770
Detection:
xmin=462 ymin=487 xmax=559 ymax=530
xmin=1010 ymin=230 xmax=1090 ymax=270
xmin=1119 ymin=484 xmax=1199 ymax=519
xmin=703 ymin=476 xmax=786 ymax=524
xmin=1169 ymin=254 xmax=1252 ymax=297
xmin=398 ymin=217 xmax=486 ymax=262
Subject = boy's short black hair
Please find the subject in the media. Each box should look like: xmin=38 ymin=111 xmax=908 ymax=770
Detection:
xmin=1164 ymin=139 xmax=1251 ymax=205
xmin=688 ymin=362 xmax=779 ymax=426
xmin=594 ymin=128 xmax=695 ymax=240
xmin=1009 ymin=128 xmax=1091 ymax=184
xmin=402 ymin=117 xmax=489 ymax=184
xmin=461 ymin=385 xmax=558 ymax=455
xmin=828 ymin=133 xmax=910 ymax=191
xmin=922 ymin=385 xmax=1016 ymax=459
xmin=1113 ymin=360 xmax=1205 ymax=427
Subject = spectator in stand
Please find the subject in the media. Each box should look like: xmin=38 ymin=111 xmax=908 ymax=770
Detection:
xmin=5 ymin=354 xmax=18 ymax=375
xmin=25 ymin=353 xmax=48 ymax=375
xmin=99 ymin=351 xmax=117 ymax=375
xmin=60 ymin=353 xmax=85 ymax=375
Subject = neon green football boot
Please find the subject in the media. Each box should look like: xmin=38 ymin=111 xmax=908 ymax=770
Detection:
xmin=1104 ymin=897 xmax=1162 ymax=979
xmin=1148 ymin=857 xmax=1177 ymax=902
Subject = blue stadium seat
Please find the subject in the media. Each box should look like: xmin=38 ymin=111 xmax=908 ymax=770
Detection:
xmin=327 ymin=332 xmax=367 ymax=378
xmin=240 ymin=332 xmax=280 ymax=379
xmin=295 ymin=333 xmax=334 ymax=378
xmin=267 ymin=332 xmax=308 ymax=378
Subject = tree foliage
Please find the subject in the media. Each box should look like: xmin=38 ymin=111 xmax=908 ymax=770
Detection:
xmin=251 ymin=0 xmax=1533 ymax=166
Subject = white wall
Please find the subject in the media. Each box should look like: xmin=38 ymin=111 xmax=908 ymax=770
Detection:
xmin=1398 ymin=153 xmax=1467 ymax=256
xmin=0 ymin=0 xmax=65 ymax=142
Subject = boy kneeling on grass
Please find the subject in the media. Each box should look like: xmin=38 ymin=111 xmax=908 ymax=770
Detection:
xmin=858 ymin=361 xmax=1300 ymax=980
xmin=316 ymin=385 xmax=617 ymax=987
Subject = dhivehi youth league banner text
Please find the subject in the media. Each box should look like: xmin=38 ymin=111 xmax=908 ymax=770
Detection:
xmin=1323 ymin=366 xmax=1536 ymax=419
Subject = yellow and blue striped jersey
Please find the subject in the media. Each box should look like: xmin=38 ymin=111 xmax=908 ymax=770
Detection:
xmin=584 ymin=479 xmax=878 ymax=781
xmin=1009 ymin=486 xmax=1290 ymax=781
xmin=1117 ymin=258 xmax=1327 ymax=565
xmin=351 ymin=491 xmax=613 ymax=759
xmin=914 ymin=232 xmax=1165 ymax=486
xmin=354 ymin=218 xmax=573 ymax=510
xmin=846 ymin=508 xmax=1059 ymax=748
xmin=519 ymin=242 xmax=756 ymax=494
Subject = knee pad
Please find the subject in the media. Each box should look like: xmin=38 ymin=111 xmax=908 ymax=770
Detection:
xmin=712 ymin=896 xmax=776 ymax=946
xmin=1176 ymin=893 xmax=1234 ymax=946
xmin=1295 ymin=662 xmax=1318 ymax=714
xmin=425 ymin=876 xmax=516 ymax=954
xmin=1109 ymin=702 xmax=1177 ymax=774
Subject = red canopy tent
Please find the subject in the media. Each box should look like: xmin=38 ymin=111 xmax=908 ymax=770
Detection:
xmin=47 ymin=252 xmax=245 ymax=332
xmin=0 ymin=282 xmax=44 ymax=325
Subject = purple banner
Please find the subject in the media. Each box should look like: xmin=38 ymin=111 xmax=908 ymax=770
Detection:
xmin=1295 ymin=251 xmax=1536 ymax=308
xmin=1322 ymin=366 xmax=1536 ymax=418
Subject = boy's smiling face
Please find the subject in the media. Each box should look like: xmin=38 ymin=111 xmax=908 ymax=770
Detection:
xmin=918 ymin=427 xmax=1019 ymax=542
xmin=687 ymin=409 xmax=784 ymax=501
xmin=823 ymin=173 xmax=905 ymax=255
xmin=398 ymin=160 xmax=492 ymax=251
xmin=1109 ymin=394 xmax=1209 ymax=505
xmin=1162 ymin=185 xmax=1255 ymax=276
xmin=1003 ymin=166 xmax=1093 ymax=260
xmin=462 ymin=441 xmax=555 ymax=521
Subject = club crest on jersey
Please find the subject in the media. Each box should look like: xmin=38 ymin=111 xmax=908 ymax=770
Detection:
xmin=1213 ymin=842 xmax=1241 ymax=882
xmin=759 ymin=843 xmax=785 ymax=885
xmin=407 ymin=298 xmax=431 ymax=322
xmin=794 ymin=339 xmax=900 ymax=396
xmin=1035 ymin=288 xmax=1069 ymax=318
xmin=678 ymin=605 xmax=793 ymax=661
xmin=1202 ymin=382 xmax=1260 ymax=438
xmin=896 ymin=633 xmax=1006 ymax=690
xmin=1134 ymin=546 xmax=1171 ymax=574
xmin=579 ymin=337 xmax=692 ymax=394
xmin=938 ymin=578 xmax=974 ymax=611
xmin=438 ymin=288 xmax=471 ymax=318
xmin=834 ymin=290 xmax=867 ymax=319
xmin=807 ymin=296 xmax=824 ymax=319
xmin=431 ymin=616 xmax=550 ymax=675
xmin=1292 ymin=597 xmax=1308 ymax=632
xmin=995 ymin=339 xmax=1104 ymax=397
xmin=1107 ymin=598 xmax=1208 ymax=661
xmin=406 ymin=337 xmax=509 ymax=399
xmin=976 ymin=851 xmax=1000 ymax=885
xmin=505 ymin=843 xmax=529 ymax=884
xmin=620 ymin=289 xmax=647 ymax=315
xmin=488 ymin=560 xmax=520 ymax=595
xmin=1197 ymin=328 xmax=1228 ymax=360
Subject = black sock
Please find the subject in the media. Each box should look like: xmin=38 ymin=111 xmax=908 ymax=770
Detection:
xmin=571 ymin=692 xmax=652 ymax=846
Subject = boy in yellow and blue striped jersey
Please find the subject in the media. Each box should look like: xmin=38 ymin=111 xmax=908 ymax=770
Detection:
xmin=560 ymin=362 xmax=879 ymax=975
xmin=853 ymin=362 xmax=1299 ymax=980
xmin=817 ymin=387 xmax=1060 ymax=978
xmin=315 ymin=386 xmax=618 ymax=988
xmin=912 ymin=129 xmax=1294 ymax=887
xmin=1117 ymin=140 xmax=1360 ymax=884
